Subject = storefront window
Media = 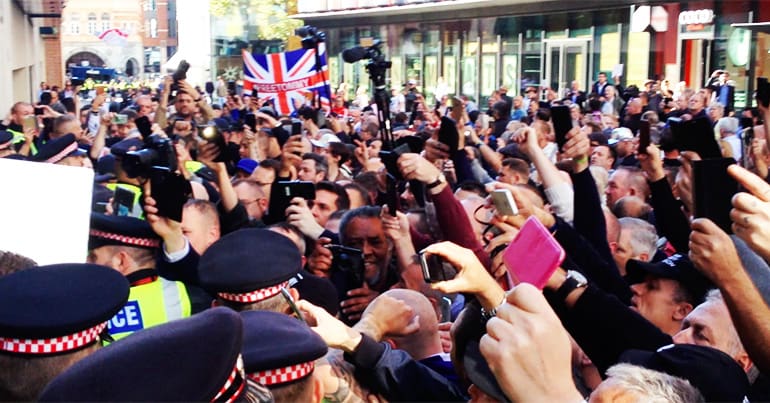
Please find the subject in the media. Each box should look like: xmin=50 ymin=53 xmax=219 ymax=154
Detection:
xmin=461 ymin=20 xmax=480 ymax=100
xmin=442 ymin=25 xmax=460 ymax=96
xmin=627 ymin=32 xmax=650 ymax=87
xmin=480 ymin=18 xmax=499 ymax=104
xmin=498 ymin=17 xmax=520 ymax=94
xmin=521 ymin=29 xmax=542 ymax=91
xmin=423 ymin=25 xmax=441 ymax=101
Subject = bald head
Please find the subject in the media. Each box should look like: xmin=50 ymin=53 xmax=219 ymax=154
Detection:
xmin=380 ymin=289 xmax=442 ymax=360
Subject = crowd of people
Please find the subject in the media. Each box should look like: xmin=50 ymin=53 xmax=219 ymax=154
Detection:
xmin=2 ymin=65 xmax=770 ymax=402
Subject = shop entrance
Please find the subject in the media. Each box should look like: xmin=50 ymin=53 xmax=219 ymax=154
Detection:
xmin=544 ymin=39 xmax=590 ymax=96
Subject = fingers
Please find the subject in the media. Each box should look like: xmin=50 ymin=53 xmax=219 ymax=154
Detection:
xmin=690 ymin=217 xmax=721 ymax=236
xmin=729 ymin=165 xmax=770 ymax=202
xmin=504 ymin=283 xmax=552 ymax=315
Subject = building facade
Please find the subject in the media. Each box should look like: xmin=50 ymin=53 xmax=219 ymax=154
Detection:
xmin=295 ymin=0 xmax=770 ymax=111
xmin=60 ymin=0 xmax=144 ymax=78
xmin=141 ymin=0 xmax=178 ymax=76
xmin=0 ymin=0 xmax=63 ymax=112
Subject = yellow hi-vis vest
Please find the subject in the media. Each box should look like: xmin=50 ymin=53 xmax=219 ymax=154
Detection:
xmin=7 ymin=129 xmax=39 ymax=155
xmin=107 ymin=277 xmax=191 ymax=340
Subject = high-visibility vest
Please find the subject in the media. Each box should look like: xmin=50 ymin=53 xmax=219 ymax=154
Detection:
xmin=107 ymin=277 xmax=191 ymax=340
xmin=105 ymin=183 xmax=144 ymax=219
xmin=8 ymin=128 xmax=39 ymax=155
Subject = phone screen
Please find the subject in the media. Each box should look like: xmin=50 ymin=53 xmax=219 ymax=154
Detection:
xmin=112 ymin=187 xmax=135 ymax=217
xmin=692 ymin=158 xmax=738 ymax=234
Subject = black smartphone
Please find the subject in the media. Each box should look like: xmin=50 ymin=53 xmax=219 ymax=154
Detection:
xmin=638 ymin=119 xmax=651 ymax=154
xmin=265 ymin=181 xmax=316 ymax=224
xmin=150 ymin=168 xmax=192 ymax=222
xmin=551 ymin=105 xmax=572 ymax=151
xmin=384 ymin=174 xmax=398 ymax=217
xmin=34 ymin=106 xmax=44 ymax=116
xmin=198 ymin=125 xmax=228 ymax=162
xmin=135 ymin=116 xmax=152 ymax=139
xmin=438 ymin=116 xmax=459 ymax=152
xmin=420 ymin=251 xmax=457 ymax=283
xmin=670 ymin=116 xmax=722 ymax=159
xmin=327 ymin=244 xmax=365 ymax=324
xmin=112 ymin=187 xmax=135 ymax=217
xmin=740 ymin=117 xmax=754 ymax=147
xmin=244 ymin=113 xmax=257 ymax=131
xmin=280 ymin=287 xmax=306 ymax=323
xmin=757 ymin=77 xmax=770 ymax=108
xmin=692 ymin=158 xmax=738 ymax=234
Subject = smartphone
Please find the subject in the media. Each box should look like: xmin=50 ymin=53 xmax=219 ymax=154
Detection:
xmin=551 ymin=105 xmax=572 ymax=151
xmin=198 ymin=125 xmax=228 ymax=162
xmin=502 ymin=216 xmax=565 ymax=290
xmin=380 ymin=142 xmax=411 ymax=181
xmin=22 ymin=115 xmax=37 ymax=133
xmin=135 ymin=116 xmax=152 ymax=139
xmin=280 ymin=287 xmax=306 ymax=323
xmin=384 ymin=173 xmax=398 ymax=216
xmin=450 ymin=96 xmax=463 ymax=123
xmin=490 ymin=189 xmax=519 ymax=216
xmin=692 ymin=158 xmax=739 ymax=234
xmin=419 ymin=250 xmax=457 ymax=283
xmin=757 ymin=77 xmax=770 ymax=108
xmin=638 ymin=119 xmax=651 ymax=154
xmin=33 ymin=106 xmax=44 ymax=116
xmin=150 ymin=168 xmax=192 ymax=222
xmin=112 ymin=187 xmax=135 ymax=217
xmin=439 ymin=296 xmax=452 ymax=322
xmin=669 ymin=116 xmax=722 ymax=159
xmin=438 ymin=116 xmax=459 ymax=152
xmin=265 ymin=181 xmax=316 ymax=224
xmin=327 ymin=244 xmax=365 ymax=324
xmin=244 ymin=113 xmax=257 ymax=131
xmin=112 ymin=114 xmax=128 ymax=125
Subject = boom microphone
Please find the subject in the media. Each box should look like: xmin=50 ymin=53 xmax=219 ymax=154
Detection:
xmin=342 ymin=46 xmax=369 ymax=63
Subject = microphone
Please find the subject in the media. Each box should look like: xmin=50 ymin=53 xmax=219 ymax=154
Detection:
xmin=342 ymin=46 xmax=369 ymax=63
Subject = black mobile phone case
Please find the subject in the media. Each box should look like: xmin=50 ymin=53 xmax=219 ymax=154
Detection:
xmin=265 ymin=181 xmax=316 ymax=225
xmin=693 ymin=158 xmax=738 ymax=234
xmin=551 ymin=105 xmax=572 ymax=151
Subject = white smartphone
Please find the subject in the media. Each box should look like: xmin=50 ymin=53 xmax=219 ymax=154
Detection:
xmin=491 ymin=189 xmax=519 ymax=216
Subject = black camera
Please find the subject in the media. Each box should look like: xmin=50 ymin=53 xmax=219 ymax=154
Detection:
xmin=295 ymin=25 xmax=326 ymax=50
xmin=122 ymin=134 xmax=178 ymax=178
xmin=170 ymin=60 xmax=190 ymax=93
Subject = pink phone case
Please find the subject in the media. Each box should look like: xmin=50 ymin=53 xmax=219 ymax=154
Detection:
xmin=502 ymin=216 xmax=565 ymax=290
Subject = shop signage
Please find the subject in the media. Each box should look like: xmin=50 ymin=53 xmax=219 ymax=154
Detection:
xmin=679 ymin=9 xmax=714 ymax=27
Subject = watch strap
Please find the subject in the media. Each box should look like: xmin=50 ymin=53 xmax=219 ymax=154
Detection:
xmin=426 ymin=174 xmax=444 ymax=189
xmin=555 ymin=276 xmax=580 ymax=302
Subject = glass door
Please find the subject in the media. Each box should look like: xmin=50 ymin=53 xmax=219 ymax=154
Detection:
xmin=544 ymin=39 xmax=589 ymax=97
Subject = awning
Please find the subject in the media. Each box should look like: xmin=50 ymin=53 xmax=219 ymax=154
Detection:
xmin=731 ymin=22 xmax=770 ymax=34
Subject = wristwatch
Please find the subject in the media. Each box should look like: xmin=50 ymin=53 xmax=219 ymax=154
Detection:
xmin=426 ymin=173 xmax=446 ymax=189
xmin=555 ymin=270 xmax=588 ymax=301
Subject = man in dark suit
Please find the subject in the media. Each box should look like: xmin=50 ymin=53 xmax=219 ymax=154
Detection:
xmin=713 ymin=71 xmax=735 ymax=116
xmin=592 ymin=72 xmax=609 ymax=98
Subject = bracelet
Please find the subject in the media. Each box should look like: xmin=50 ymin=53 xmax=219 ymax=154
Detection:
xmin=480 ymin=297 xmax=506 ymax=321
xmin=573 ymin=155 xmax=588 ymax=164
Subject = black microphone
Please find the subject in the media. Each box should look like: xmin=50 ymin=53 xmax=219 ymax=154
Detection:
xmin=342 ymin=46 xmax=369 ymax=63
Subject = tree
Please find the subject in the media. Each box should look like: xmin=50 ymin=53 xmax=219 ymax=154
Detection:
xmin=210 ymin=0 xmax=303 ymax=42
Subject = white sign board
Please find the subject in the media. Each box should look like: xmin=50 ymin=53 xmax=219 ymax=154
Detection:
xmin=0 ymin=158 xmax=93 ymax=265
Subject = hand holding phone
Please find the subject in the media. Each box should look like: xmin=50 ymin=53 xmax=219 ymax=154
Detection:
xmin=265 ymin=181 xmax=316 ymax=224
xmin=150 ymin=168 xmax=192 ymax=222
xmin=502 ymin=216 xmax=565 ymax=289
xmin=692 ymin=158 xmax=738 ymax=234
xmin=420 ymin=251 xmax=457 ymax=283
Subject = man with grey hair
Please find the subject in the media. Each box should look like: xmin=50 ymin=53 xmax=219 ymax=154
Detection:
xmin=590 ymin=363 xmax=704 ymax=403
xmin=715 ymin=116 xmax=741 ymax=162
xmin=612 ymin=217 xmax=657 ymax=276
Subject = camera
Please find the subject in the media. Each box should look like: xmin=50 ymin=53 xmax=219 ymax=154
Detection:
xmin=295 ymin=25 xmax=326 ymax=50
xmin=122 ymin=134 xmax=178 ymax=178
xmin=198 ymin=124 xmax=228 ymax=162
xmin=170 ymin=60 xmax=190 ymax=94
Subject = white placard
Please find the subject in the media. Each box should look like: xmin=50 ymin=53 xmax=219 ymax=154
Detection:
xmin=0 ymin=158 xmax=93 ymax=265
xmin=612 ymin=64 xmax=624 ymax=78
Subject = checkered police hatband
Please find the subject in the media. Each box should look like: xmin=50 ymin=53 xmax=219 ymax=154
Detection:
xmin=90 ymin=229 xmax=161 ymax=248
xmin=247 ymin=361 xmax=315 ymax=386
xmin=46 ymin=141 xmax=78 ymax=164
xmin=211 ymin=354 xmax=246 ymax=403
xmin=217 ymin=282 xmax=288 ymax=304
xmin=0 ymin=322 xmax=107 ymax=355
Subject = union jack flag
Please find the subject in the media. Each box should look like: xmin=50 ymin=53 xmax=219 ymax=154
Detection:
xmin=242 ymin=45 xmax=330 ymax=116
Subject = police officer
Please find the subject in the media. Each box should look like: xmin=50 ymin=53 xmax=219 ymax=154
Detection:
xmin=241 ymin=310 xmax=327 ymax=402
xmin=197 ymin=228 xmax=303 ymax=314
xmin=28 ymin=133 xmax=89 ymax=167
xmin=39 ymin=307 xmax=272 ymax=402
xmin=88 ymin=213 xmax=207 ymax=340
xmin=0 ymin=263 xmax=129 ymax=400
